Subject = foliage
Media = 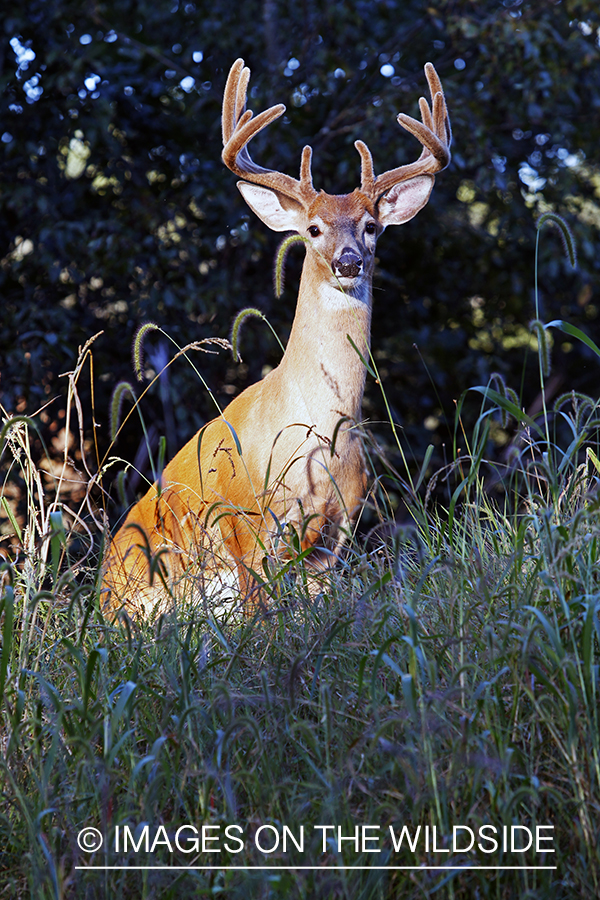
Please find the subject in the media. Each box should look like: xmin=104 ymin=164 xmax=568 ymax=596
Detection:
xmin=1 ymin=368 xmax=600 ymax=897
xmin=1 ymin=0 xmax=600 ymax=531
xmin=1 ymin=8 xmax=600 ymax=894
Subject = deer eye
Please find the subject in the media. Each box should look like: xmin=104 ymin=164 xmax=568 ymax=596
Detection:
xmin=308 ymin=225 xmax=321 ymax=237
xmin=365 ymin=222 xmax=377 ymax=235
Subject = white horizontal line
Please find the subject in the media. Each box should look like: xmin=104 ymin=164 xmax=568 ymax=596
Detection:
xmin=75 ymin=865 xmax=558 ymax=871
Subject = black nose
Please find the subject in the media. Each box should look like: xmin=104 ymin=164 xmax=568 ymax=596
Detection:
xmin=333 ymin=247 xmax=363 ymax=279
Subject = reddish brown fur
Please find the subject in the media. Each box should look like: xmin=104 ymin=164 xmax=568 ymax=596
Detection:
xmin=102 ymin=60 xmax=450 ymax=617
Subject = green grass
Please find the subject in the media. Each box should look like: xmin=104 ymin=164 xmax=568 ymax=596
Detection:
xmin=2 ymin=378 xmax=600 ymax=899
xmin=2 ymin=216 xmax=600 ymax=897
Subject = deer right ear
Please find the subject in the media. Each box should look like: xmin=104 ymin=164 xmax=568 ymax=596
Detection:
xmin=237 ymin=182 xmax=305 ymax=233
xmin=377 ymin=175 xmax=434 ymax=228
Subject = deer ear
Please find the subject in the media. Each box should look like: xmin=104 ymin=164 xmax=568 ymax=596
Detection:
xmin=237 ymin=182 xmax=305 ymax=233
xmin=377 ymin=175 xmax=434 ymax=228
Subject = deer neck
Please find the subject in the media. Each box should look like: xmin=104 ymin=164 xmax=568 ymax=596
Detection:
xmin=276 ymin=255 xmax=373 ymax=425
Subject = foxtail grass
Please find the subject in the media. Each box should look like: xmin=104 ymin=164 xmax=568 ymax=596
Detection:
xmin=1 ymin=220 xmax=599 ymax=898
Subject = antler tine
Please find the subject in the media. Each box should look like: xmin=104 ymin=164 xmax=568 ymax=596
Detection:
xmin=299 ymin=145 xmax=313 ymax=185
xmin=396 ymin=111 xmax=449 ymax=164
xmin=425 ymin=61 xmax=452 ymax=148
xmin=434 ymin=89 xmax=452 ymax=150
xmin=418 ymin=96 xmax=434 ymax=134
xmin=221 ymin=58 xmax=317 ymax=204
xmin=424 ymin=61 xmax=443 ymax=100
xmin=235 ymin=64 xmax=250 ymax=124
xmin=355 ymin=140 xmax=376 ymax=196
xmin=222 ymin=58 xmax=245 ymax=147
xmin=363 ymin=62 xmax=451 ymax=202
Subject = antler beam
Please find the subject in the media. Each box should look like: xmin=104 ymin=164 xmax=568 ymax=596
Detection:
xmin=357 ymin=62 xmax=452 ymax=201
xmin=221 ymin=58 xmax=318 ymax=205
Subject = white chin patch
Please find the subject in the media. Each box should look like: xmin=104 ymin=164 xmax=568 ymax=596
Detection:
xmin=322 ymin=278 xmax=370 ymax=309
xmin=336 ymin=275 xmax=360 ymax=289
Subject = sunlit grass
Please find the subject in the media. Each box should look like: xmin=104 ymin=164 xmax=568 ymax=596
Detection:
xmin=2 ymin=216 xmax=600 ymax=897
xmin=2 ymin=371 xmax=600 ymax=899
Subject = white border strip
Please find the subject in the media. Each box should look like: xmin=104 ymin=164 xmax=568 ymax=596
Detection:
xmin=76 ymin=865 xmax=557 ymax=871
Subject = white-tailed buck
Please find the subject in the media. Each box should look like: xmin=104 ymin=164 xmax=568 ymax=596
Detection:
xmin=102 ymin=58 xmax=451 ymax=616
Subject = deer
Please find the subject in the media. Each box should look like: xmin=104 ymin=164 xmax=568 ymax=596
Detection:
xmin=101 ymin=57 xmax=451 ymax=617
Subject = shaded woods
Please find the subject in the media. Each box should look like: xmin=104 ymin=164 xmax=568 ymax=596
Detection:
xmin=1 ymin=0 xmax=599 ymax=544
xmin=2 ymin=5 xmax=600 ymax=899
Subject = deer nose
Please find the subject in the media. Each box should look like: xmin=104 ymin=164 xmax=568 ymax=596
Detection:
xmin=333 ymin=247 xmax=363 ymax=279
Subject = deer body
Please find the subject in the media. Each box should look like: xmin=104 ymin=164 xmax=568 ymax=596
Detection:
xmin=102 ymin=60 xmax=451 ymax=616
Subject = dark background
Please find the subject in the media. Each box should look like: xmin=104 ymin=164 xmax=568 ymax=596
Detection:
xmin=1 ymin=0 xmax=599 ymax=540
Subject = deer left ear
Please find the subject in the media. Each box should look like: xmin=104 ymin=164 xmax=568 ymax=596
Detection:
xmin=377 ymin=175 xmax=434 ymax=228
xmin=237 ymin=182 xmax=305 ymax=233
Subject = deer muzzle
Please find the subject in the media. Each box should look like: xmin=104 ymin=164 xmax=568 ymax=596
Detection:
xmin=333 ymin=247 xmax=363 ymax=279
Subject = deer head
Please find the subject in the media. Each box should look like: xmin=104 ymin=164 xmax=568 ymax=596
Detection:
xmin=222 ymin=58 xmax=451 ymax=299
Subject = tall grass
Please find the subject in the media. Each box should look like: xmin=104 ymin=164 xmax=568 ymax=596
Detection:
xmin=1 ymin=228 xmax=599 ymax=898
